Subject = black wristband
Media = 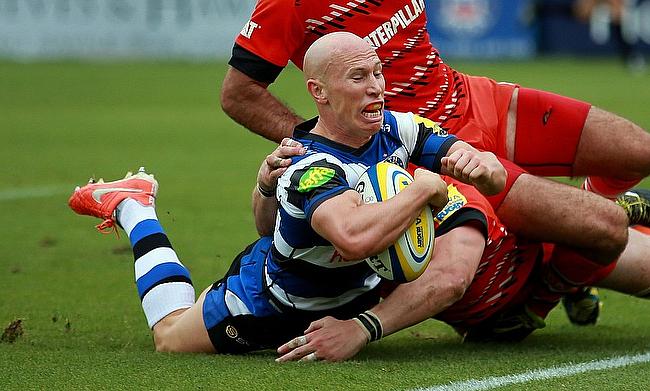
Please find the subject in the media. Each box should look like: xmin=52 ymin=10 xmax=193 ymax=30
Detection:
xmin=256 ymin=183 xmax=276 ymax=198
xmin=354 ymin=310 xmax=383 ymax=342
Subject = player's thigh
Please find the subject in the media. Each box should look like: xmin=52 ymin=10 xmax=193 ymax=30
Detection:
xmin=153 ymin=287 xmax=215 ymax=353
xmin=573 ymin=106 xmax=650 ymax=178
xmin=496 ymin=173 xmax=628 ymax=262
xmin=509 ymin=88 xmax=590 ymax=176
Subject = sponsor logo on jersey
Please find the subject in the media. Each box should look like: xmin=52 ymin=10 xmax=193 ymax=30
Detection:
xmin=363 ymin=0 xmax=426 ymax=49
xmin=414 ymin=114 xmax=447 ymax=136
xmin=225 ymin=324 xmax=238 ymax=338
xmin=297 ymin=167 xmax=335 ymax=192
xmin=240 ymin=20 xmax=259 ymax=39
xmin=385 ymin=155 xmax=405 ymax=167
xmin=434 ymin=184 xmax=467 ymax=224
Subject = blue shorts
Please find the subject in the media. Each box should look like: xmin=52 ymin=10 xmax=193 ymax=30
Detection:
xmin=202 ymin=237 xmax=380 ymax=354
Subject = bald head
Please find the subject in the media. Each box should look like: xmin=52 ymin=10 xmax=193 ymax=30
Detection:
xmin=303 ymin=32 xmax=375 ymax=81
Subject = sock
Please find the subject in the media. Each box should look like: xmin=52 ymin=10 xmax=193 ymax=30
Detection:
xmin=117 ymin=198 xmax=195 ymax=328
xmin=582 ymin=176 xmax=641 ymax=199
xmin=526 ymin=246 xmax=616 ymax=318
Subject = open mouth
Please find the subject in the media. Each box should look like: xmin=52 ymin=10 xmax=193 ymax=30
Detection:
xmin=362 ymin=102 xmax=383 ymax=120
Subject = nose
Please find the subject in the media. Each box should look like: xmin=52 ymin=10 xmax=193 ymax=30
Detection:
xmin=367 ymin=75 xmax=383 ymax=97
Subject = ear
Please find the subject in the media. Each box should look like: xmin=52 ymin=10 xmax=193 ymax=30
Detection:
xmin=307 ymin=79 xmax=328 ymax=104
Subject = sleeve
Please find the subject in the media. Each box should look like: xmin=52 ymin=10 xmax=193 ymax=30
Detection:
xmin=434 ymin=178 xmax=491 ymax=239
xmin=284 ymin=158 xmax=351 ymax=222
xmin=392 ymin=112 xmax=458 ymax=173
xmin=231 ymin=0 xmax=305 ymax=77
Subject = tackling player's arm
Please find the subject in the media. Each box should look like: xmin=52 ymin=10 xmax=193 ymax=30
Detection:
xmin=276 ymin=221 xmax=486 ymax=362
xmin=221 ymin=0 xmax=307 ymax=142
xmin=311 ymin=168 xmax=448 ymax=261
xmin=221 ymin=67 xmax=304 ymax=143
xmin=252 ymin=138 xmax=305 ymax=236
xmin=404 ymin=114 xmax=506 ymax=196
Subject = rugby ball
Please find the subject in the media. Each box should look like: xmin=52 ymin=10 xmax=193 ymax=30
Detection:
xmin=355 ymin=162 xmax=435 ymax=283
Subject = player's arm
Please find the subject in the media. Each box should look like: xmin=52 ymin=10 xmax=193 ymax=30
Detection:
xmin=403 ymin=114 xmax=506 ymax=196
xmin=221 ymin=0 xmax=306 ymax=142
xmin=440 ymin=141 xmax=506 ymax=196
xmin=252 ymin=138 xmax=305 ymax=236
xmin=276 ymin=223 xmax=485 ymax=362
xmin=221 ymin=66 xmax=304 ymax=143
xmin=311 ymin=169 xmax=449 ymax=261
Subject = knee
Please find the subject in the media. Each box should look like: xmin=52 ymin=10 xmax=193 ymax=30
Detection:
xmin=590 ymin=207 xmax=629 ymax=261
xmin=153 ymin=327 xmax=178 ymax=353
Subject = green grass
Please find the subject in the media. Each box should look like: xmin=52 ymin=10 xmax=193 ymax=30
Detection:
xmin=1 ymin=59 xmax=650 ymax=390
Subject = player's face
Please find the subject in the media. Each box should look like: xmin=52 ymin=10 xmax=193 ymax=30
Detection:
xmin=326 ymin=49 xmax=385 ymax=137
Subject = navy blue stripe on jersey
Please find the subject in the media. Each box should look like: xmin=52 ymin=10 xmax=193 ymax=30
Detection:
xmin=277 ymin=208 xmax=329 ymax=248
xmin=412 ymin=136 xmax=458 ymax=173
xmin=266 ymin=257 xmax=375 ymax=299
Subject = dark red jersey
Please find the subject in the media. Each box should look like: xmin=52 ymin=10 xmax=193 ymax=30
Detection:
xmin=232 ymin=0 xmax=466 ymax=127
xmin=432 ymin=177 xmax=540 ymax=327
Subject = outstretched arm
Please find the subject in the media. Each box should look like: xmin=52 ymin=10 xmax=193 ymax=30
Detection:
xmin=276 ymin=224 xmax=486 ymax=362
xmin=221 ymin=67 xmax=304 ymax=143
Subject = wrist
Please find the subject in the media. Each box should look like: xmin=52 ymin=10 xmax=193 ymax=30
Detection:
xmin=257 ymin=182 xmax=276 ymax=198
xmin=352 ymin=310 xmax=383 ymax=344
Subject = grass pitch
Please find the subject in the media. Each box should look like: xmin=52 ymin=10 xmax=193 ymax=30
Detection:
xmin=1 ymin=58 xmax=650 ymax=390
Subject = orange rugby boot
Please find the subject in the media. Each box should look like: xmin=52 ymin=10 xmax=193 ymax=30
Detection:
xmin=69 ymin=167 xmax=158 ymax=233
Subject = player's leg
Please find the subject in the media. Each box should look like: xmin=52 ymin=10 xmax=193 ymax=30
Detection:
xmin=496 ymin=173 xmax=629 ymax=264
xmin=596 ymin=227 xmax=650 ymax=296
xmin=68 ymin=168 xmax=209 ymax=352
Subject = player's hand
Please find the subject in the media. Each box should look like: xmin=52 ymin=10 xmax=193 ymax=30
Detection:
xmin=276 ymin=316 xmax=368 ymax=363
xmin=441 ymin=149 xmax=506 ymax=196
xmin=413 ymin=168 xmax=449 ymax=212
xmin=257 ymin=138 xmax=305 ymax=193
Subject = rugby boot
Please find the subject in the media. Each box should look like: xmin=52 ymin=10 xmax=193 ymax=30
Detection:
xmin=616 ymin=188 xmax=650 ymax=226
xmin=462 ymin=305 xmax=546 ymax=343
xmin=562 ymin=287 xmax=601 ymax=326
xmin=68 ymin=167 xmax=157 ymax=233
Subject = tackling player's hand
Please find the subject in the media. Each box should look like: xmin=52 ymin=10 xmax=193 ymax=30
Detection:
xmin=441 ymin=149 xmax=506 ymax=196
xmin=257 ymin=138 xmax=305 ymax=193
xmin=276 ymin=316 xmax=368 ymax=362
xmin=413 ymin=168 xmax=449 ymax=213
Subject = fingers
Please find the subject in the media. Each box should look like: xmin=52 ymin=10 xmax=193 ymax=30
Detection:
xmin=276 ymin=334 xmax=321 ymax=363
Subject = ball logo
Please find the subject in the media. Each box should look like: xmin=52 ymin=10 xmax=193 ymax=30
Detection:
xmin=357 ymin=161 xmax=435 ymax=282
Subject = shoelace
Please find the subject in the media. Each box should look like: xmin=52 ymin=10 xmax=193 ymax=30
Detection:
xmin=96 ymin=218 xmax=120 ymax=238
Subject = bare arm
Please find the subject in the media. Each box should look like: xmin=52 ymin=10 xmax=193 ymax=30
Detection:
xmin=276 ymin=224 xmax=486 ymax=362
xmin=440 ymin=141 xmax=507 ymax=196
xmin=221 ymin=67 xmax=304 ymax=143
xmin=311 ymin=169 xmax=449 ymax=261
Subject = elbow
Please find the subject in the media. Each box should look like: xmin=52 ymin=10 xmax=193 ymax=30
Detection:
xmin=424 ymin=269 xmax=472 ymax=310
xmin=332 ymin=232 xmax=377 ymax=261
xmin=220 ymin=84 xmax=237 ymax=118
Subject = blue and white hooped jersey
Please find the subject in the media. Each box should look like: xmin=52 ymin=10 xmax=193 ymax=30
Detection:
xmin=267 ymin=110 xmax=458 ymax=312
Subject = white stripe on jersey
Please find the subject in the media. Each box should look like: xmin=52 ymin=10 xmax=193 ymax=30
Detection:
xmin=265 ymin=261 xmax=381 ymax=311
xmin=273 ymin=229 xmax=366 ymax=268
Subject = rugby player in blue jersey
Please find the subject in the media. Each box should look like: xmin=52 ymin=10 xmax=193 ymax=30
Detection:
xmin=68 ymin=32 xmax=506 ymax=355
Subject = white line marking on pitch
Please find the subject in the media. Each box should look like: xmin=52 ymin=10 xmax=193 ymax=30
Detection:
xmin=412 ymin=351 xmax=650 ymax=391
xmin=0 ymin=185 xmax=72 ymax=201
